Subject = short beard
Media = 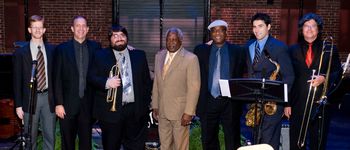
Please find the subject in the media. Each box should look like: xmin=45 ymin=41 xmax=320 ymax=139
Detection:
xmin=112 ymin=43 xmax=127 ymax=51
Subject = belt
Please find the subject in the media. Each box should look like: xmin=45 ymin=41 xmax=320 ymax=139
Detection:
xmin=37 ymin=89 xmax=48 ymax=93
xmin=122 ymin=101 xmax=134 ymax=106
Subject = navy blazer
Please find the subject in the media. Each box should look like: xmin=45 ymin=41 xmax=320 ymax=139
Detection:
xmin=193 ymin=42 xmax=246 ymax=116
xmin=53 ymin=39 xmax=101 ymax=117
xmin=13 ymin=42 xmax=56 ymax=113
xmin=246 ymin=36 xmax=295 ymax=92
xmin=87 ymin=48 xmax=152 ymax=123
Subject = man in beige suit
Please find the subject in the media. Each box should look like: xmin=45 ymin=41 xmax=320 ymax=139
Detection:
xmin=152 ymin=27 xmax=200 ymax=150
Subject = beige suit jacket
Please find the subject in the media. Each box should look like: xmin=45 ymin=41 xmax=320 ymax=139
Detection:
xmin=152 ymin=48 xmax=200 ymax=120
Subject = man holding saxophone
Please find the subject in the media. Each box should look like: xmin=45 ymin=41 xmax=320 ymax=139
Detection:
xmin=287 ymin=13 xmax=342 ymax=150
xmin=245 ymin=13 xmax=295 ymax=150
xmin=88 ymin=25 xmax=152 ymax=150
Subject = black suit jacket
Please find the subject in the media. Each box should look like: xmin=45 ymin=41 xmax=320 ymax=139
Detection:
xmin=53 ymin=39 xmax=101 ymax=117
xmin=289 ymin=39 xmax=342 ymax=108
xmin=87 ymin=48 xmax=152 ymax=123
xmin=193 ymin=42 xmax=246 ymax=116
xmin=13 ymin=42 xmax=56 ymax=113
xmin=246 ymin=36 xmax=295 ymax=92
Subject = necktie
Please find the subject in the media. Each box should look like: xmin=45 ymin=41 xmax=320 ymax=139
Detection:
xmin=211 ymin=48 xmax=221 ymax=98
xmin=305 ymin=43 xmax=313 ymax=68
xmin=36 ymin=46 xmax=46 ymax=91
xmin=162 ymin=53 xmax=174 ymax=79
xmin=78 ymin=45 xmax=84 ymax=98
xmin=253 ymin=42 xmax=261 ymax=65
xmin=119 ymin=53 xmax=131 ymax=95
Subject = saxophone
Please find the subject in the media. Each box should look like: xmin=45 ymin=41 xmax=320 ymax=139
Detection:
xmin=245 ymin=51 xmax=280 ymax=127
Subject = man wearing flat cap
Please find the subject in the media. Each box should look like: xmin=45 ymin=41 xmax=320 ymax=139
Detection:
xmin=194 ymin=20 xmax=246 ymax=150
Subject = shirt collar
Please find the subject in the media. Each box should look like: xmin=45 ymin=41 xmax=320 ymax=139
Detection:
xmin=256 ymin=35 xmax=269 ymax=50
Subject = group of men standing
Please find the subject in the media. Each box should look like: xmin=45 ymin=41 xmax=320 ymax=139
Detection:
xmin=13 ymin=12 xmax=342 ymax=150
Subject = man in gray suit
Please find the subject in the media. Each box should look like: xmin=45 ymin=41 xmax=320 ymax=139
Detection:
xmin=13 ymin=15 xmax=56 ymax=150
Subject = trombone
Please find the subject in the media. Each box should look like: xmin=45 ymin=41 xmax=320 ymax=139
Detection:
xmin=106 ymin=63 xmax=120 ymax=112
xmin=297 ymin=36 xmax=334 ymax=149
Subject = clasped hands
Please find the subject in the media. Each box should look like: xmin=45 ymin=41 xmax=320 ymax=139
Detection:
xmin=152 ymin=109 xmax=193 ymax=126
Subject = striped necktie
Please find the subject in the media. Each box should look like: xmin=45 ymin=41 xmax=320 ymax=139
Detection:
xmin=36 ymin=45 xmax=46 ymax=91
xmin=253 ymin=42 xmax=261 ymax=65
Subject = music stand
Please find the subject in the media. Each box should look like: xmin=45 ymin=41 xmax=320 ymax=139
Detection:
xmin=219 ymin=78 xmax=288 ymax=145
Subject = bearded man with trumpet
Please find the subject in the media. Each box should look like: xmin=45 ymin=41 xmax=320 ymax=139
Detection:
xmin=287 ymin=13 xmax=342 ymax=150
xmin=88 ymin=25 xmax=152 ymax=150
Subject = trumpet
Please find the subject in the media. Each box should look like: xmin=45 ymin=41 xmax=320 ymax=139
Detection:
xmin=106 ymin=63 xmax=120 ymax=112
xmin=297 ymin=36 xmax=334 ymax=148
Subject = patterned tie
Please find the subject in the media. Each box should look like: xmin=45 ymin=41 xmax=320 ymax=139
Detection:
xmin=305 ymin=43 xmax=313 ymax=68
xmin=119 ymin=53 xmax=131 ymax=95
xmin=162 ymin=53 xmax=174 ymax=79
xmin=253 ymin=42 xmax=261 ymax=65
xmin=211 ymin=48 xmax=221 ymax=98
xmin=36 ymin=45 xmax=46 ymax=91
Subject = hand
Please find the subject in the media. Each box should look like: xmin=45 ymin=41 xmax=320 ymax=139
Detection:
xmin=181 ymin=113 xmax=193 ymax=126
xmin=152 ymin=109 xmax=159 ymax=121
xmin=284 ymin=107 xmax=291 ymax=119
xmin=55 ymin=105 xmax=66 ymax=119
xmin=16 ymin=107 xmax=24 ymax=120
xmin=205 ymin=40 xmax=213 ymax=45
xmin=127 ymin=45 xmax=135 ymax=50
xmin=106 ymin=76 xmax=121 ymax=89
xmin=307 ymin=75 xmax=325 ymax=87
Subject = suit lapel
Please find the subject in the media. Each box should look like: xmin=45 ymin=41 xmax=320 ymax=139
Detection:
xmin=24 ymin=45 xmax=33 ymax=64
xmin=166 ymin=48 xmax=184 ymax=76
xmin=158 ymin=50 xmax=167 ymax=78
xmin=67 ymin=40 xmax=79 ymax=73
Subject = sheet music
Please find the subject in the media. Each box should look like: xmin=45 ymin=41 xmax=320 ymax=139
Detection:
xmin=284 ymin=84 xmax=288 ymax=102
xmin=219 ymin=79 xmax=231 ymax=98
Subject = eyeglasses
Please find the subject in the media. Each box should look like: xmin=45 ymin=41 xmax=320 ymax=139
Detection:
xmin=30 ymin=27 xmax=44 ymax=30
xmin=111 ymin=33 xmax=126 ymax=39
xmin=303 ymin=25 xmax=317 ymax=30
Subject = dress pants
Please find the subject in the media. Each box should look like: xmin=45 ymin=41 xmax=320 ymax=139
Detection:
xmin=24 ymin=91 xmax=56 ymax=150
xmin=158 ymin=116 xmax=189 ymax=150
xmin=99 ymin=103 xmax=148 ymax=150
xmin=199 ymin=96 xmax=241 ymax=150
xmin=59 ymin=98 xmax=92 ymax=150
xmin=258 ymin=104 xmax=283 ymax=150
xmin=289 ymin=104 xmax=331 ymax=150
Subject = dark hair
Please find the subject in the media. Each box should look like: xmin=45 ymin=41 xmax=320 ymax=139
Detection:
xmin=108 ymin=25 xmax=128 ymax=40
xmin=72 ymin=15 xmax=88 ymax=26
xmin=251 ymin=13 xmax=271 ymax=26
xmin=298 ymin=13 xmax=323 ymax=42
xmin=29 ymin=15 xmax=45 ymax=27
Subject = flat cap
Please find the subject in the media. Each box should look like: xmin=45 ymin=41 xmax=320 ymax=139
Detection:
xmin=208 ymin=20 xmax=228 ymax=30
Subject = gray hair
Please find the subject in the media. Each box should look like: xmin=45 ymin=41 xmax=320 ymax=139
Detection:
xmin=165 ymin=27 xmax=184 ymax=41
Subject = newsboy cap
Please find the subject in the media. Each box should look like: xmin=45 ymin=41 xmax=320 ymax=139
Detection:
xmin=208 ymin=20 xmax=228 ymax=30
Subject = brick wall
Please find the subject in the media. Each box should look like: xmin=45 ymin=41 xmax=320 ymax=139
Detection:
xmin=40 ymin=0 xmax=112 ymax=47
xmin=317 ymin=0 xmax=340 ymax=45
xmin=0 ymin=0 xmax=4 ymax=53
xmin=210 ymin=0 xmax=341 ymax=47
xmin=210 ymin=0 xmax=283 ymax=45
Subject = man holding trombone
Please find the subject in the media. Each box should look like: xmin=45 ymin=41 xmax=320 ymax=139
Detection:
xmin=88 ymin=25 xmax=152 ymax=150
xmin=286 ymin=13 xmax=342 ymax=150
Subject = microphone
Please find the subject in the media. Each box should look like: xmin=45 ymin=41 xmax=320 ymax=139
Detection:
xmin=30 ymin=61 xmax=38 ymax=83
xmin=262 ymin=68 xmax=266 ymax=89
